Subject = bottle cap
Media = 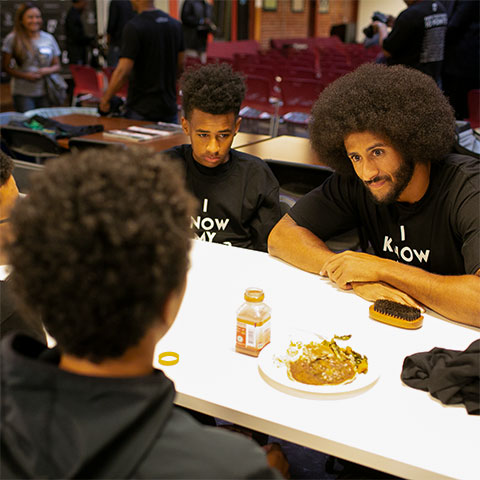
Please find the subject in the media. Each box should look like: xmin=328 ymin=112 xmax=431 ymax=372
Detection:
xmin=244 ymin=288 xmax=264 ymax=302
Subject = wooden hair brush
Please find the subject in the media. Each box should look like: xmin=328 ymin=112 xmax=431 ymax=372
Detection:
xmin=369 ymin=299 xmax=423 ymax=329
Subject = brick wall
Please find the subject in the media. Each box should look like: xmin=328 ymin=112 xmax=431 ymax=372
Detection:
xmin=260 ymin=1 xmax=309 ymax=49
xmin=258 ymin=0 xmax=358 ymax=49
xmin=316 ymin=0 xmax=358 ymax=37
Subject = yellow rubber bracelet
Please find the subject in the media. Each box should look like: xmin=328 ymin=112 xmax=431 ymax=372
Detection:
xmin=158 ymin=351 xmax=179 ymax=366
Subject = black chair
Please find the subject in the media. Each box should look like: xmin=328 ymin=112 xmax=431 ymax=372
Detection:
xmin=69 ymin=137 xmax=126 ymax=151
xmin=0 ymin=125 xmax=66 ymax=164
xmin=12 ymin=159 xmax=45 ymax=194
xmin=271 ymin=162 xmax=361 ymax=252
xmin=266 ymin=160 xmax=333 ymax=196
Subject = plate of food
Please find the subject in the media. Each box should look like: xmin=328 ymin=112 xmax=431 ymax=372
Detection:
xmin=258 ymin=331 xmax=380 ymax=394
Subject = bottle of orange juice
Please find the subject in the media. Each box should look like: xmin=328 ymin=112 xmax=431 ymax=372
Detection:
xmin=235 ymin=288 xmax=271 ymax=357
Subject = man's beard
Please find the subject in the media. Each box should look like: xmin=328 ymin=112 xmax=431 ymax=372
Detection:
xmin=364 ymin=157 xmax=415 ymax=205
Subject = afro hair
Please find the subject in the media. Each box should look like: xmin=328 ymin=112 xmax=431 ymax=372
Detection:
xmin=309 ymin=64 xmax=456 ymax=175
xmin=7 ymin=147 xmax=196 ymax=362
xmin=181 ymin=63 xmax=246 ymax=119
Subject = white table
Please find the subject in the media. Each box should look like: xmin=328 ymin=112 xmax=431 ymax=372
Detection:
xmin=154 ymin=241 xmax=480 ymax=480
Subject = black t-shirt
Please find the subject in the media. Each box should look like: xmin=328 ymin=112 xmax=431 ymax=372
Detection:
xmin=121 ymin=10 xmax=184 ymax=120
xmin=166 ymin=145 xmax=281 ymax=252
xmin=289 ymin=154 xmax=480 ymax=276
xmin=383 ymin=0 xmax=448 ymax=83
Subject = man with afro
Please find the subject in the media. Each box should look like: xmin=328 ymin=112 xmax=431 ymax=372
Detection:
xmin=268 ymin=64 xmax=479 ymax=328
xmin=1 ymin=147 xmax=282 ymax=478
xmin=166 ymin=63 xmax=281 ymax=252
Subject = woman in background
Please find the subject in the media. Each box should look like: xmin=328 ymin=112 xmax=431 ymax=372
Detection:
xmin=1 ymin=2 xmax=62 ymax=113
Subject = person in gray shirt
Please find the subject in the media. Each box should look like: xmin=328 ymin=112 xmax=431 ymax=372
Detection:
xmin=2 ymin=2 xmax=61 ymax=112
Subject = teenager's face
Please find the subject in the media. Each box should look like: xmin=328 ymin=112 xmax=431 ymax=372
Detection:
xmin=21 ymin=7 xmax=42 ymax=33
xmin=344 ymin=131 xmax=414 ymax=204
xmin=182 ymin=109 xmax=241 ymax=168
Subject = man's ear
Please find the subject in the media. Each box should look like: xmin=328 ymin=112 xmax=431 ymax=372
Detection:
xmin=234 ymin=116 xmax=241 ymax=135
xmin=181 ymin=116 xmax=189 ymax=135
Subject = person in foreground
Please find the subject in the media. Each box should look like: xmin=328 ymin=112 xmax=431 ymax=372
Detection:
xmin=268 ymin=64 xmax=479 ymax=328
xmin=0 ymin=147 xmax=283 ymax=478
xmin=166 ymin=63 xmax=281 ymax=252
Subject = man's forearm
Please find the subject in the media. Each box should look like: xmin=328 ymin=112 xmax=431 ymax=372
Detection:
xmin=103 ymin=67 xmax=128 ymax=103
xmin=101 ymin=58 xmax=133 ymax=105
xmin=379 ymin=260 xmax=480 ymax=327
xmin=267 ymin=214 xmax=335 ymax=274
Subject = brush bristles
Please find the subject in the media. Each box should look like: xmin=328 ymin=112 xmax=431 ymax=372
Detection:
xmin=373 ymin=300 xmax=421 ymax=321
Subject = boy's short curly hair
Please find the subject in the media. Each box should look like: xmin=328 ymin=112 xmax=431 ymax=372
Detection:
xmin=309 ymin=64 xmax=456 ymax=175
xmin=0 ymin=151 xmax=14 ymax=187
xmin=7 ymin=147 xmax=197 ymax=362
xmin=181 ymin=63 xmax=246 ymax=120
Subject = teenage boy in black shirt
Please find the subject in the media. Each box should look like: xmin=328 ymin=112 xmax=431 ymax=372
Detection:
xmin=268 ymin=64 xmax=479 ymax=328
xmin=167 ymin=63 xmax=281 ymax=252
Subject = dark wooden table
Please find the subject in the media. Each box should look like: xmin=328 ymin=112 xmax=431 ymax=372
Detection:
xmin=54 ymin=114 xmax=270 ymax=151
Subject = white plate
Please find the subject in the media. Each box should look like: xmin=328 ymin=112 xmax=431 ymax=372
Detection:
xmin=258 ymin=333 xmax=380 ymax=394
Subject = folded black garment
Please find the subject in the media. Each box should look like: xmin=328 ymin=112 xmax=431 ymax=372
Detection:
xmin=401 ymin=339 xmax=480 ymax=415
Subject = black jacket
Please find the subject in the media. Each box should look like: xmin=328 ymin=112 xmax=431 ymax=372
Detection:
xmin=0 ymin=280 xmax=45 ymax=343
xmin=1 ymin=334 xmax=280 ymax=479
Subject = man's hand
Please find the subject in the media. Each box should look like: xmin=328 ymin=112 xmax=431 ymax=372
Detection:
xmin=99 ymin=97 xmax=111 ymax=114
xmin=320 ymin=250 xmax=386 ymax=289
xmin=351 ymin=281 xmax=425 ymax=311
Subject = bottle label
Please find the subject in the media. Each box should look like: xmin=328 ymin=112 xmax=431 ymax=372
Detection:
xmin=236 ymin=316 xmax=271 ymax=355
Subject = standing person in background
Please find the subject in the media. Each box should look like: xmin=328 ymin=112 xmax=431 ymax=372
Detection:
xmin=374 ymin=0 xmax=448 ymax=85
xmin=439 ymin=0 xmax=480 ymax=121
xmin=1 ymin=2 xmax=62 ymax=112
xmin=100 ymin=0 xmax=184 ymax=123
xmin=65 ymin=0 xmax=94 ymax=65
xmin=106 ymin=0 xmax=135 ymax=67
xmin=181 ymin=0 xmax=216 ymax=64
